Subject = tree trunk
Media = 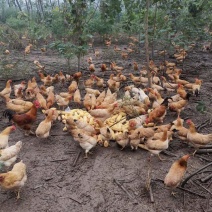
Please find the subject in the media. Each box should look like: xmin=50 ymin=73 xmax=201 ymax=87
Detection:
xmin=25 ymin=0 xmax=30 ymax=16
xmin=15 ymin=0 xmax=22 ymax=11
xmin=151 ymin=2 xmax=157 ymax=60
xmin=144 ymin=0 xmax=152 ymax=87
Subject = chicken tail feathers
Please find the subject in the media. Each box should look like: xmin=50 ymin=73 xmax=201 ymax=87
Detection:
xmin=3 ymin=109 xmax=15 ymax=121
xmin=195 ymin=88 xmax=199 ymax=97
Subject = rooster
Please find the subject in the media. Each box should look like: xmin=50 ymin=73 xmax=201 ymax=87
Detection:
xmin=3 ymin=100 xmax=40 ymax=136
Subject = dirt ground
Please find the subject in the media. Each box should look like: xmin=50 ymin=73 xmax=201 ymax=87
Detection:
xmin=0 ymin=44 xmax=212 ymax=212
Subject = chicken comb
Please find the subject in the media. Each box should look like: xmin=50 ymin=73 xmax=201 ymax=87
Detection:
xmin=186 ymin=119 xmax=192 ymax=124
xmin=11 ymin=125 xmax=16 ymax=130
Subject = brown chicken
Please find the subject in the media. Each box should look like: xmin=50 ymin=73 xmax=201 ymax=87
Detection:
xmin=35 ymin=110 xmax=54 ymax=138
xmin=58 ymin=70 xmax=66 ymax=85
xmin=68 ymin=80 xmax=78 ymax=93
xmin=168 ymin=93 xmax=191 ymax=115
xmin=36 ymin=92 xmax=47 ymax=110
xmin=24 ymin=44 xmax=32 ymax=55
xmin=94 ymin=75 xmax=104 ymax=88
xmin=100 ymin=64 xmax=108 ymax=74
xmin=89 ymin=63 xmax=95 ymax=74
xmin=89 ymin=103 xmax=118 ymax=122
xmin=73 ymin=89 xmax=82 ymax=105
xmin=0 ymin=79 xmax=12 ymax=99
xmin=5 ymin=98 xmax=33 ymax=114
xmin=138 ymin=130 xmax=170 ymax=160
xmin=184 ymin=78 xmax=202 ymax=97
xmin=3 ymin=100 xmax=40 ymax=135
xmin=0 ymin=125 xmax=16 ymax=149
xmin=177 ymin=84 xmax=188 ymax=100
xmin=164 ymin=154 xmax=190 ymax=195
xmin=186 ymin=119 xmax=212 ymax=154
xmin=115 ymin=131 xmax=129 ymax=150
xmin=129 ymin=73 xmax=141 ymax=85
xmin=84 ymin=75 xmax=95 ymax=88
xmin=55 ymin=95 xmax=72 ymax=110
xmin=72 ymin=72 xmax=82 ymax=84
xmin=145 ymin=97 xmax=170 ymax=124
xmin=38 ymin=72 xmax=53 ymax=86
xmin=170 ymin=116 xmax=188 ymax=140
xmin=0 ymin=160 xmax=27 ymax=199
xmin=46 ymin=90 xmax=55 ymax=109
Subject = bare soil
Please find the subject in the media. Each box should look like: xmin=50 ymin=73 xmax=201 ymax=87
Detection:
xmin=0 ymin=45 xmax=212 ymax=212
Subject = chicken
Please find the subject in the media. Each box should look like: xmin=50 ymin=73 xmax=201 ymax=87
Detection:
xmin=145 ymin=97 xmax=170 ymax=124
xmin=121 ymin=51 xmax=128 ymax=60
xmin=15 ymin=87 xmax=24 ymax=99
xmin=73 ymin=119 xmax=96 ymax=136
xmin=35 ymin=110 xmax=54 ymax=138
xmin=165 ymin=60 xmax=176 ymax=68
xmin=161 ymin=76 xmax=178 ymax=92
xmin=83 ymin=93 xmax=96 ymax=110
xmin=72 ymin=72 xmax=82 ymax=84
xmin=58 ymin=70 xmax=66 ymax=85
xmin=131 ymin=87 xmax=150 ymax=106
xmin=0 ymin=125 xmax=16 ymax=149
xmin=76 ymin=132 xmax=97 ymax=158
xmin=110 ymin=62 xmax=124 ymax=73
xmin=38 ymin=72 xmax=53 ymax=86
xmin=97 ymin=90 xmax=117 ymax=109
xmin=55 ymin=95 xmax=72 ymax=110
xmin=73 ymin=89 xmax=82 ymax=105
xmin=36 ymin=92 xmax=47 ymax=110
xmin=86 ymin=56 xmax=92 ymax=64
xmin=100 ymin=64 xmax=108 ymax=74
xmin=96 ymin=90 xmax=106 ymax=107
xmin=0 ymin=160 xmax=27 ymax=199
xmin=46 ymin=90 xmax=55 ymax=109
xmin=152 ymin=91 xmax=164 ymax=109
xmin=24 ymin=43 xmax=33 ymax=55
xmin=3 ymin=100 xmax=40 ymax=136
xmin=0 ymin=79 xmax=12 ymax=99
xmin=115 ymin=131 xmax=129 ymax=150
xmin=129 ymin=73 xmax=141 ymax=85
xmin=114 ymin=45 xmax=121 ymax=52
xmin=168 ymin=93 xmax=191 ymax=115
xmin=85 ymin=88 xmax=100 ymax=97
xmin=186 ymin=119 xmax=212 ymax=154
xmin=164 ymin=154 xmax=190 ymax=195
xmin=34 ymin=60 xmax=45 ymax=70
xmin=94 ymin=75 xmax=105 ymax=88
xmin=170 ymin=116 xmax=188 ymax=140
xmin=128 ymin=115 xmax=147 ymax=130
xmin=26 ymin=77 xmax=38 ymax=91
xmin=89 ymin=63 xmax=95 ymax=74
xmin=133 ymin=62 xmax=139 ymax=71
xmin=14 ymin=81 xmax=26 ymax=97
xmin=138 ymin=130 xmax=170 ymax=160
xmin=177 ymin=84 xmax=188 ymax=100
xmin=107 ymin=77 xmax=120 ymax=93
xmin=43 ymin=108 xmax=58 ymax=123
xmin=0 ymin=141 xmax=22 ymax=167
xmin=84 ymin=75 xmax=95 ymax=88
xmin=5 ymin=98 xmax=33 ymax=114
xmin=184 ymin=78 xmax=202 ymax=97
xmin=68 ymin=80 xmax=78 ymax=93
xmin=89 ymin=103 xmax=118 ymax=122
xmin=94 ymin=50 xmax=100 ymax=57
xmin=154 ymin=123 xmax=173 ymax=133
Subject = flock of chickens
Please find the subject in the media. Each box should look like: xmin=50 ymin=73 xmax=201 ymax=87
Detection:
xmin=0 ymin=39 xmax=211 ymax=200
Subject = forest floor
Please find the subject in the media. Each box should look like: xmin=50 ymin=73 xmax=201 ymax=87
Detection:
xmin=0 ymin=43 xmax=212 ymax=212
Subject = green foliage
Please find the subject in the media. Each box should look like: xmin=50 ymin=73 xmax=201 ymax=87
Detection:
xmin=196 ymin=101 xmax=206 ymax=113
xmin=6 ymin=17 xmax=28 ymax=30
